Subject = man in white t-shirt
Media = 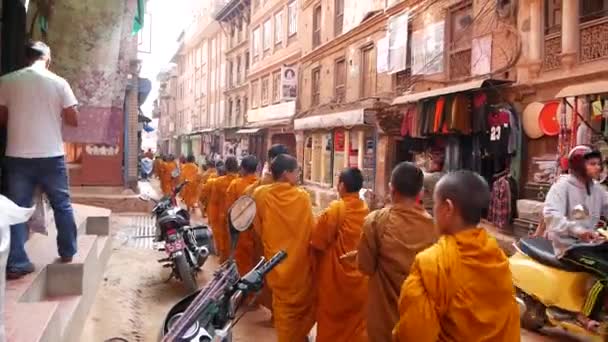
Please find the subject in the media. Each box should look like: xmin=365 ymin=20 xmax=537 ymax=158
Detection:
xmin=0 ymin=41 xmax=80 ymax=280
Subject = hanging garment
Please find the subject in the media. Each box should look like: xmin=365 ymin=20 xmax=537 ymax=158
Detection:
xmin=472 ymin=92 xmax=488 ymax=134
xmin=434 ymin=97 xmax=446 ymax=133
xmin=441 ymin=95 xmax=454 ymax=134
xmin=451 ymin=94 xmax=472 ymax=134
xmin=507 ymin=104 xmax=523 ymax=185
xmin=445 ymin=135 xmax=462 ymax=171
xmin=488 ymin=175 xmax=512 ymax=231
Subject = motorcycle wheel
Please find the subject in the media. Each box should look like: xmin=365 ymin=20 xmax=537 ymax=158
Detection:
xmin=517 ymin=289 xmax=547 ymax=331
xmin=176 ymin=254 xmax=197 ymax=293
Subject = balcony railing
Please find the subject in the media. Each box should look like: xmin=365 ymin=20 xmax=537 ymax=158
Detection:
xmin=580 ymin=17 xmax=608 ymax=63
xmin=543 ymin=33 xmax=562 ymax=70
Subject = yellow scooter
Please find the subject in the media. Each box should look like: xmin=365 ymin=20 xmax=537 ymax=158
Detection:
xmin=510 ymin=206 xmax=608 ymax=340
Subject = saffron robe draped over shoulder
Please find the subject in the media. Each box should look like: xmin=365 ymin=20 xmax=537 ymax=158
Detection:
xmin=160 ymin=161 xmax=178 ymax=195
xmin=392 ymin=228 xmax=521 ymax=342
xmin=226 ymin=174 xmax=258 ymax=275
xmin=357 ymin=203 xmax=438 ymax=342
xmin=311 ymin=194 xmax=369 ymax=342
xmin=212 ymin=173 xmax=238 ymax=262
xmin=179 ymin=163 xmax=200 ymax=208
xmin=252 ymin=182 xmax=316 ymax=342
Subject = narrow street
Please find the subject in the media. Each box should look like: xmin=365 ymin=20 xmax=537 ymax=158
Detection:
xmin=79 ymin=182 xmax=582 ymax=341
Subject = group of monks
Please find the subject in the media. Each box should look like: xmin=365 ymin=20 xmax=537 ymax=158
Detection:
xmin=156 ymin=145 xmax=522 ymax=342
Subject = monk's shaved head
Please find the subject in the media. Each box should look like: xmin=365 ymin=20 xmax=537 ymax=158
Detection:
xmin=268 ymin=144 xmax=289 ymax=159
xmin=339 ymin=167 xmax=364 ymax=193
xmin=271 ymin=154 xmax=298 ymax=181
xmin=435 ymin=171 xmax=490 ymax=226
xmin=391 ymin=162 xmax=423 ymax=198
xmin=240 ymin=155 xmax=259 ymax=174
xmin=225 ymin=156 xmax=239 ymax=173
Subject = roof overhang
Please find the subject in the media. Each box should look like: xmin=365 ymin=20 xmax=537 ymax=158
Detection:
xmin=555 ymin=81 xmax=608 ymax=98
xmin=294 ymin=108 xmax=370 ymax=130
xmin=392 ymin=79 xmax=512 ymax=105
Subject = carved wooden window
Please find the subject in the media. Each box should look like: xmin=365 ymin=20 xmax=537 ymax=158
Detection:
xmin=361 ymin=45 xmax=376 ymax=98
xmin=261 ymin=76 xmax=270 ymax=106
xmin=272 ymin=71 xmax=281 ymax=103
xmin=251 ymin=80 xmax=259 ymax=108
xmin=580 ymin=0 xmax=608 ymax=23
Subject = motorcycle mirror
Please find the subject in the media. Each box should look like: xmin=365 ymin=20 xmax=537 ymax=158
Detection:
xmin=138 ymin=194 xmax=151 ymax=202
xmin=571 ymin=204 xmax=590 ymax=220
xmin=228 ymin=196 xmax=256 ymax=232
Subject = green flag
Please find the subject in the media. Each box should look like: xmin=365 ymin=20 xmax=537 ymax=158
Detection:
xmin=132 ymin=0 xmax=145 ymax=35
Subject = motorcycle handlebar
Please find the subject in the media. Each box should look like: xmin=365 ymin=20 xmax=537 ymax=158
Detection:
xmin=173 ymin=181 xmax=188 ymax=195
xmin=256 ymin=250 xmax=287 ymax=276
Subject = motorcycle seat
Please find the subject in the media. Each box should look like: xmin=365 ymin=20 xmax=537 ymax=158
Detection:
xmin=517 ymin=238 xmax=584 ymax=273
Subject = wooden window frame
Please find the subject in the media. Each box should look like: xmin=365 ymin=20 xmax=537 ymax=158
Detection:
xmin=313 ymin=4 xmax=322 ymax=48
xmin=288 ymin=0 xmax=298 ymax=37
xmin=334 ymin=57 xmax=346 ymax=103
xmin=272 ymin=71 xmax=281 ymax=104
xmin=251 ymin=80 xmax=259 ymax=109
xmin=447 ymin=1 xmax=473 ymax=80
xmin=334 ymin=0 xmax=344 ymax=37
xmin=359 ymin=44 xmax=375 ymax=98
xmin=311 ymin=66 xmax=321 ymax=106
xmin=275 ymin=11 xmax=284 ymax=46
xmin=263 ymin=18 xmax=272 ymax=52
xmin=261 ymin=76 xmax=270 ymax=106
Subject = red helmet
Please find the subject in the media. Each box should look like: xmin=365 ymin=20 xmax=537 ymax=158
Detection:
xmin=567 ymin=145 xmax=602 ymax=179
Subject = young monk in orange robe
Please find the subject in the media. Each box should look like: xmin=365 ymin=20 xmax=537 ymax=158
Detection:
xmin=160 ymin=155 xmax=178 ymax=195
xmin=251 ymin=154 xmax=315 ymax=342
xmin=312 ymin=167 xmax=369 ymax=342
xmin=198 ymin=161 xmax=218 ymax=217
xmin=243 ymin=144 xmax=289 ymax=314
xmin=392 ymin=171 xmax=520 ymax=342
xmin=226 ymin=155 xmax=259 ymax=275
xmin=212 ymin=157 xmax=239 ymax=263
xmin=179 ymin=155 xmax=201 ymax=212
xmin=200 ymin=161 xmax=224 ymax=253
xmin=358 ymin=162 xmax=438 ymax=342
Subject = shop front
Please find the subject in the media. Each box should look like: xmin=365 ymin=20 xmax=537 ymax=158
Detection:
xmin=512 ymin=80 xmax=608 ymax=238
xmin=245 ymin=101 xmax=297 ymax=162
xmin=236 ymin=128 xmax=267 ymax=168
xmin=294 ymin=108 xmax=377 ymax=207
xmin=388 ymin=79 xmax=520 ymax=229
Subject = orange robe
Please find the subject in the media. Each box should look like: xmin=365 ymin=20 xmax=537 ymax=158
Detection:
xmin=211 ymin=173 xmax=239 ymax=262
xmin=311 ymin=194 xmax=369 ymax=342
xmin=252 ymin=182 xmax=316 ymax=342
xmin=225 ymin=174 xmax=259 ymax=275
xmin=179 ymin=163 xmax=201 ymax=208
xmin=392 ymin=228 xmax=520 ymax=342
xmin=160 ymin=161 xmax=178 ymax=195
xmin=243 ymin=171 xmax=275 ymax=310
xmin=153 ymin=158 xmax=162 ymax=178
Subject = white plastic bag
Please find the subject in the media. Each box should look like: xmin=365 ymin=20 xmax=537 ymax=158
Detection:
xmin=0 ymin=195 xmax=35 ymax=342
xmin=27 ymin=190 xmax=49 ymax=236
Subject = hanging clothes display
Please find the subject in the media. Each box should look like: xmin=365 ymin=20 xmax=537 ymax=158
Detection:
xmin=488 ymin=174 xmax=512 ymax=231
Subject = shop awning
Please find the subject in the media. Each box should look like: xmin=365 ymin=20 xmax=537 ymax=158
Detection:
xmin=236 ymin=128 xmax=262 ymax=134
xmin=392 ymin=79 xmax=511 ymax=105
xmin=294 ymin=109 xmax=368 ymax=130
xmin=247 ymin=118 xmax=292 ymax=128
xmin=555 ymin=81 xmax=608 ymax=98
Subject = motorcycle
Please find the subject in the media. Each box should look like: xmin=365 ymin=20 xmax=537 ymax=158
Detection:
xmin=141 ymin=181 xmax=214 ymax=293
xmin=511 ymin=205 xmax=608 ymax=340
xmin=160 ymin=195 xmax=287 ymax=342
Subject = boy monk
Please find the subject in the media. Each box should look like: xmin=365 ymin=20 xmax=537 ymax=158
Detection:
xmin=198 ymin=160 xmax=218 ymax=217
xmin=252 ymin=154 xmax=315 ymax=342
xmin=179 ymin=155 xmax=201 ymax=212
xmin=160 ymin=155 xmax=178 ymax=195
xmin=392 ymin=170 xmax=520 ymax=341
xmin=226 ymin=155 xmax=259 ymax=275
xmin=312 ymin=167 xmax=369 ymax=342
xmin=212 ymin=157 xmax=239 ymax=262
xmin=357 ymin=161 xmax=438 ymax=342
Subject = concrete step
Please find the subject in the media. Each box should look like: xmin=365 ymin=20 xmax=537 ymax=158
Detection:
xmin=5 ymin=204 xmax=112 ymax=342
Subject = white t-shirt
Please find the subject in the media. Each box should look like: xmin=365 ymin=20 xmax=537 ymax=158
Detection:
xmin=0 ymin=63 xmax=78 ymax=158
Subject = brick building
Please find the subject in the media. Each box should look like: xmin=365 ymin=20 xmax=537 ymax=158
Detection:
xmin=170 ymin=3 xmax=228 ymax=162
xmin=215 ymin=0 xmax=253 ymax=159
xmin=296 ymin=0 xmax=521 ymax=205
xmin=157 ymin=65 xmax=178 ymax=155
xmin=244 ymin=0 xmax=302 ymax=165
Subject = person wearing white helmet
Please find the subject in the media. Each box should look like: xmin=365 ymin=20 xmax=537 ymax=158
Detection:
xmin=544 ymin=145 xmax=608 ymax=256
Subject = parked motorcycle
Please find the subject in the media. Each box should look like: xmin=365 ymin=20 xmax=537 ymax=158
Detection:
xmin=160 ymin=195 xmax=287 ymax=342
xmin=141 ymin=181 xmax=214 ymax=293
xmin=511 ymin=205 xmax=608 ymax=340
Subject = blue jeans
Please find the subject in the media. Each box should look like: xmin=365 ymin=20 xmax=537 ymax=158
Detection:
xmin=4 ymin=156 xmax=77 ymax=271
